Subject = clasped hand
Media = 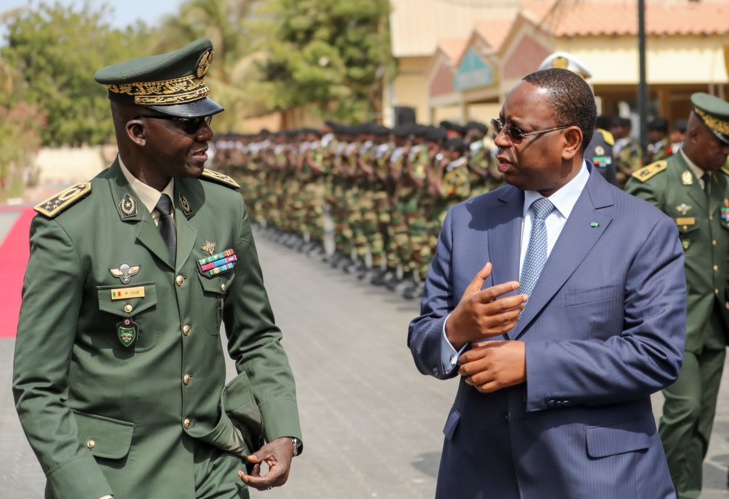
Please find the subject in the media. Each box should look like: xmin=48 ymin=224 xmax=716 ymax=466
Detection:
xmin=446 ymin=262 xmax=528 ymax=393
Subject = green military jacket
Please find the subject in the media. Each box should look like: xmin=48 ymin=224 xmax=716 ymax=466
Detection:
xmin=13 ymin=160 xmax=302 ymax=499
xmin=625 ymin=153 xmax=729 ymax=352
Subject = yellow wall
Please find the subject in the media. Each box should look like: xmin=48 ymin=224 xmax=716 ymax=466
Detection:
xmin=389 ymin=56 xmax=430 ymax=125
xmin=556 ymin=35 xmax=729 ymax=85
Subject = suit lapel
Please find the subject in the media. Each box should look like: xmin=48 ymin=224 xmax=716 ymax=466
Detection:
xmin=512 ymin=169 xmax=614 ymax=340
xmin=487 ymin=187 xmax=523 ymax=289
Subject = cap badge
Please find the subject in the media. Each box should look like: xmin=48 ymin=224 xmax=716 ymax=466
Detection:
xmin=109 ymin=263 xmax=141 ymax=284
xmin=195 ymin=49 xmax=214 ymax=79
xmin=552 ymin=56 xmax=569 ymax=70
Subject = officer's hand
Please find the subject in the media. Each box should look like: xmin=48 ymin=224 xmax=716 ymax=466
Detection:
xmin=445 ymin=262 xmax=527 ymax=350
xmin=238 ymin=438 xmax=295 ymax=491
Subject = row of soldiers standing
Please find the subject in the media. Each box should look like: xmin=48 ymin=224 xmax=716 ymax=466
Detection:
xmin=213 ymin=120 xmax=501 ymax=299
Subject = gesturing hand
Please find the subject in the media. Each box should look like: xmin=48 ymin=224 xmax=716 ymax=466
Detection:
xmin=238 ymin=438 xmax=295 ymax=491
xmin=445 ymin=262 xmax=527 ymax=349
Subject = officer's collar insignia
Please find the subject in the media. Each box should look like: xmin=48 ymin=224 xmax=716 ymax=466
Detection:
xmin=595 ymin=145 xmax=605 ymax=156
xmin=201 ymin=241 xmax=216 ymax=255
xmin=676 ymin=203 xmax=692 ymax=216
xmin=109 ymin=263 xmax=141 ymax=284
xmin=119 ymin=194 xmax=138 ymax=218
xmin=179 ymin=193 xmax=193 ymax=217
xmin=117 ymin=318 xmax=139 ymax=348
xmin=682 ymin=240 xmax=691 ymax=250
xmin=681 ymin=171 xmax=693 ymax=186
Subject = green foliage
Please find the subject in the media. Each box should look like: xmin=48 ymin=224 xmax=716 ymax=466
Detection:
xmin=0 ymin=1 xmax=157 ymax=146
xmin=0 ymin=101 xmax=46 ymax=194
xmin=254 ymin=0 xmax=395 ymax=123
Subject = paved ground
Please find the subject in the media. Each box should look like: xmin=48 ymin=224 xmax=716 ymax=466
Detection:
xmin=3 ymin=214 xmax=729 ymax=497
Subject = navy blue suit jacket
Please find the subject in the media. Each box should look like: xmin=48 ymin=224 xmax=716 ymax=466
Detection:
xmin=408 ymin=166 xmax=686 ymax=498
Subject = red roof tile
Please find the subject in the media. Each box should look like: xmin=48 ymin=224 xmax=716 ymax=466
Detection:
xmin=523 ymin=1 xmax=729 ymax=37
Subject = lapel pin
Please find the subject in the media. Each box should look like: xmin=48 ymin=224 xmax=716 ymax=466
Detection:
xmin=590 ymin=222 xmax=599 ymax=228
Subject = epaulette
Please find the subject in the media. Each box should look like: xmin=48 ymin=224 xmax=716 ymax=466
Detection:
xmin=34 ymin=182 xmax=92 ymax=218
xmin=631 ymin=160 xmax=668 ymax=182
xmin=722 ymin=164 xmax=729 ymax=176
xmin=597 ymin=128 xmax=615 ymax=146
xmin=200 ymin=168 xmax=240 ymax=189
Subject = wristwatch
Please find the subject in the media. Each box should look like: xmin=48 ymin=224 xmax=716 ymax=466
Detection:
xmin=289 ymin=437 xmax=302 ymax=457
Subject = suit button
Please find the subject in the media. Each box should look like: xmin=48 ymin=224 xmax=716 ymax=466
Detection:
xmin=86 ymin=439 xmax=95 ymax=449
xmin=220 ymin=283 xmax=227 ymax=292
xmin=176 ymin=275 xmax=185 ymax=286
xmin=183 ymin=418 xmax=192 ymax=429
xmin=124 ymin=304 xmax=133 ymax=313
xmin=548 ymin=400 xmax=556 ymax=408
xmin=183 ymin=374 xmax=192 ymax=385
xmin=182 ymin=325 xmax=191 ymax=336
xmin=502 ymin=413 xmax=510 ymax=424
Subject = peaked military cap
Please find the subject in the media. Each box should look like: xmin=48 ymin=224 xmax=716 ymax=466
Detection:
xmin=538 ymin=52 xmax=592 ymax=79
xmin=94 ymin=38 xmax=224 ymax=118
xmin=691 ymin=92 xmax=729 ymax=145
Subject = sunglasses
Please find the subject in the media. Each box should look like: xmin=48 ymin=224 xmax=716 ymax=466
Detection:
xmin=136 ymin=115 xmax=213 ymax=135
xmin=490 ymin=118 xmax=568 ymax=144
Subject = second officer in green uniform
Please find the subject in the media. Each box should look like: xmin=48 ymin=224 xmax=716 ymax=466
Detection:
xmin=625 ymin=92 xmax=729 ymax=499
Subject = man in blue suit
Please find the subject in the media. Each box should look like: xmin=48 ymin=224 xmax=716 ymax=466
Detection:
xmin=408 ymin=68 xmax=686 ymax=498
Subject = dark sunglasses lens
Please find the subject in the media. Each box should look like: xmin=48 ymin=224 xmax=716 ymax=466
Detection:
xmin=179 ymin=116 xmax=212 ymax=134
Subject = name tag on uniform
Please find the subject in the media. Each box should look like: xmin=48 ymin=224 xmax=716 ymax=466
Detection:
xmin=676 ymin=217 xmax=695 ymax=226
xmin=111 ymin=286 xmax=146 ymax=300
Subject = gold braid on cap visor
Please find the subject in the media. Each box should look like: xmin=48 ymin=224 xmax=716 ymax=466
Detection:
xmin=694 ymin=107 xmax=729 ymax=136
xmin=107 ymin=74 xmax=210 ymax=105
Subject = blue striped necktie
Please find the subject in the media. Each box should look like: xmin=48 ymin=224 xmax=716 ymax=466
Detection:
xmin=520 ymin=197 xmax=554 ymax=296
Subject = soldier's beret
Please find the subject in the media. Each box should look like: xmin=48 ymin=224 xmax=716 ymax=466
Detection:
xmin=444 ymin=138 xmax=466 ymax=153
xmin=466 ymin=121 xmax=489 ymax=134
xmin=691 ymin=93 xmax=729 ymax=145
xmin=647 ymin=117 xmax=669 ymax=132
xmin=538 ymin=52 xmax=591 ymax=79
xmin=94 ymin=38 xmax=223 ymax=118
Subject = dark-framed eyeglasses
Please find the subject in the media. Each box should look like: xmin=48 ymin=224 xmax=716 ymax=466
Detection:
xmin=490 ymin=118 xmax=568 ymax=144
xmin=135 ymin=115 xmax=213 ymax=135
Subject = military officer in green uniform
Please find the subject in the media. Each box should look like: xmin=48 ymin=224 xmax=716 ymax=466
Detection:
xmin=13 ymin=39 xmax=302 ymax=499
xmin=625 ymin=93 xmax=729 ymax=499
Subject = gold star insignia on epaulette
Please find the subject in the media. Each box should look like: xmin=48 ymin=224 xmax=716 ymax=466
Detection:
xmin=631 ymin=161 xmax=668 ymax=183
xmin=34 ymin=182 xmax=92 ymax=218
xmin=200 ymin=168 xmax=240 ymax=189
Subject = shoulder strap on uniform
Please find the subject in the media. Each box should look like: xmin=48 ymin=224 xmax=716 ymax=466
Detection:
xmin=596 ymin=128 xmax=615 ymax=146
xmin=722 ymin=164 xmax=729 ymax=176
xmin=34 ymin=182 xmax=92 ymax=218
xmin=199 ymin=168 xmax=240 ymax=189
xmin=631 ymin=160 xmax=668 ymax=183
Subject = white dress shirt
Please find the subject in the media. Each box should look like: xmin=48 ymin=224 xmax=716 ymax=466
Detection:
xmin=439 ymin=161 xmax=591 ymax=372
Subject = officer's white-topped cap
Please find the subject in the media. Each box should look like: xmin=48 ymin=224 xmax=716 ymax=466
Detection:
xmin=537 ymin=52 xmax=592 ymax=79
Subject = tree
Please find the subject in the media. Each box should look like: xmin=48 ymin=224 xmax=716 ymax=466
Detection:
xmin=1 ymin=1 xmax=157 ymax=146
xmin=253 ymin=0 xmax=395 ymax=123
xmin=0 ymin=101 xmax=46 ymax=193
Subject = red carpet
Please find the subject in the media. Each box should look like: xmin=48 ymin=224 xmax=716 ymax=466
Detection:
xmin=0 ymin=208 xmax=35 ymax=339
